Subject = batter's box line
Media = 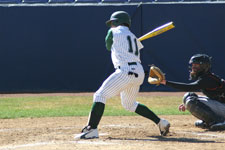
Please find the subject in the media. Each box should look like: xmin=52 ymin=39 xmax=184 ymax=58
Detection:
xmin=177 ymin=131 xmax=225 ymax=139
xmin=0 ymin=140 xmax=116 ymax=150
xmin=0 ymin=126 xmax=79 ymax=133
xmin=102 ymin=124 xmax=138 ymax=128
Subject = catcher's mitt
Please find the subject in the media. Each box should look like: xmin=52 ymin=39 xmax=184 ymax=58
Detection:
xmin=148 ymin=65 xmax=165 ymax=85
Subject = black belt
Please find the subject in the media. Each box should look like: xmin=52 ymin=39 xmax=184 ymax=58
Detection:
xmin=118 ymin=62 xmax=137 ymax=69
xmin=128 ymin=62 xmax=137 ymax=66
xmin=128 ymin=71 xmax=138 ymax=78
xmin=117 ymin=62 xmax=138 ymax=78
xmin=128 ymin=62 xmax=138 ymax=77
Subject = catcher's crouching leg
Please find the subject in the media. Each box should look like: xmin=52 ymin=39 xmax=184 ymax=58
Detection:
xmin=183 ymin=92 xmax=223 ymax=127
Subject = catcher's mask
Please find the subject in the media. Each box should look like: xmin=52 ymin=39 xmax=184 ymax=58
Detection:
xmin=106 ymin=11 xmax=131 ymax=28
xmin=189 ymin=54 xmax=212 ymax=80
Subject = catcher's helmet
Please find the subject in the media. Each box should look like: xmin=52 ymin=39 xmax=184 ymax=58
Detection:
xmin=106 ymin=11 xmax=131 ymax=27
xmin=189 ymin=54 xmax=212 ymax=80
xmin=189 ymin=54 xmax=211 ymax=65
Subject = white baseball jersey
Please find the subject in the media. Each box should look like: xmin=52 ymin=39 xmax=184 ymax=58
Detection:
xmin=110 ymin=26 xmax=144 ymax=68
xmin=94 ymin=25 xmax=145 ymax=112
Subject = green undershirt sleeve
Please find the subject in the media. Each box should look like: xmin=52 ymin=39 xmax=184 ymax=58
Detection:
xmin=105 ymin=29 xmax=113 ymax=51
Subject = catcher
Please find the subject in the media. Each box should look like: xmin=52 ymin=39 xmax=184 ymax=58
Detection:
xmin=148 ymin=54 xmax=225 ymax=131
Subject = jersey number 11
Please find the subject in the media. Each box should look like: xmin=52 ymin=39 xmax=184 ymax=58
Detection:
xmin=127 ymin=36 xmax=139 ymax=56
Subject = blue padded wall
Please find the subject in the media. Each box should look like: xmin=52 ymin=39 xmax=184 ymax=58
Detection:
xmin=0 ymin=5 xmax=140 ymax=93
xmin=0 ymin=3 xmax=224 ymax=93
xmin=129 ymin=0 xmax=154 ymax=2
xmin=49 ymin=0 xmax=75 ymax=3
xmin=0 ymin=0 xmax=21 ymax=3
xmin=23 ymin=0 xmax=49 ymax=3
xmin=102 ymin=0 xmax=128 ymax=3
xmin=140 ymin=3 xmax=225 ymax=91
xmin=155 ymin=0 xmax=180 ymax=1
xmin=75 ymin=0 xmax=101 ymax=2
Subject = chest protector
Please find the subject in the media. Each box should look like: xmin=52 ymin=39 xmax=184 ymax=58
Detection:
xmin=202 ymin=73 xmax=225 ymax=103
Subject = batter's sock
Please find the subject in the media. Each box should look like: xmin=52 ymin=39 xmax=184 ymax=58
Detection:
xmin=135 ymin=103 xmax=160 ymax=124
xmin=87 ymin=102 xmax=105 ymax=129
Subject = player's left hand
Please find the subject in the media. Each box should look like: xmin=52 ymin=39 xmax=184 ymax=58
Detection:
xmin=148 ymin=65 xmax=165 ymax=85
xmin=160 ymin=79 xmax=166 ymax=85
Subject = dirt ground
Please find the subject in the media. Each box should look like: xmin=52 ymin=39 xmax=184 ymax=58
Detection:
xmin=0 ymin=92 xmax=224 ymax=150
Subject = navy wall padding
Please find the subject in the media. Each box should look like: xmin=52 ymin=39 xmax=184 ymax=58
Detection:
xmin=0 ymin=3 xmax=224 ymax=93
xmin=0 ymin=5 xmax=140 ymax=93
xmin=140 ymin=3 xmax=225 ymax=92
xmin=0 ymin=0 xmax=21 ymax=3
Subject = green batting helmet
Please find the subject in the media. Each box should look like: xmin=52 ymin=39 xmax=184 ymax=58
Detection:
xmin=106 ymin=11 xmax=131 ymax=27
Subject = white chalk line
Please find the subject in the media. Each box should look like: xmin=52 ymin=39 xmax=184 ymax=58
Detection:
xmin=0 ymin=141 xmax=56 ymax=150
xmin=178 ymin=131 xmax=225 ymax=139
xmin=0 ymin=126 xmax=77 ymax=133
xmin=0 ymin=132 xmax=110 ymax=150
xmin=102 ymin=124 xmax=137 ymax=128
xmin=0 ymin=128 xmax=24 ymax=132
xmin=0 ymin=124 xmax=137 ymax=133
xmin=0 ymin=139 xmax=115 ymax=150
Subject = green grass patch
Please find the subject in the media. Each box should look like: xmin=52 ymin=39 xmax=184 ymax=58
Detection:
xmin=0 ymin=95 xmax=190 ymax=119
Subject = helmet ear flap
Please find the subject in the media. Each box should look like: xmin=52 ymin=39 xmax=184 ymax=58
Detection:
xmin=111 ymin=20 xmax=117 ymax=26
xmin=106 ymin=20 xmax=118 ymax=27
xmin=201 ymin=63 xmax=211 ymax=72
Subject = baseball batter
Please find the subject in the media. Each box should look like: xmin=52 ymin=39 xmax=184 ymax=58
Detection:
xmin=75 ymin=11 xmax=170 ymax=140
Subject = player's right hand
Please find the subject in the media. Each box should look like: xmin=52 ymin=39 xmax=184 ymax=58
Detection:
xmin=160 ymin=80 xmax=166 ymax=85
xmin=178 ymin=104 xmax=186 ymax=112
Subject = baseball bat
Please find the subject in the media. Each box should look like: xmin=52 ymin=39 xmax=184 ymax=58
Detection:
xmin=138 ymin=21 xmax=175 ymax=41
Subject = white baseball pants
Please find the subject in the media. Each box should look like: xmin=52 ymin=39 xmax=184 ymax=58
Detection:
xmin=94 ymin=62 xmax=145 ymax=112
